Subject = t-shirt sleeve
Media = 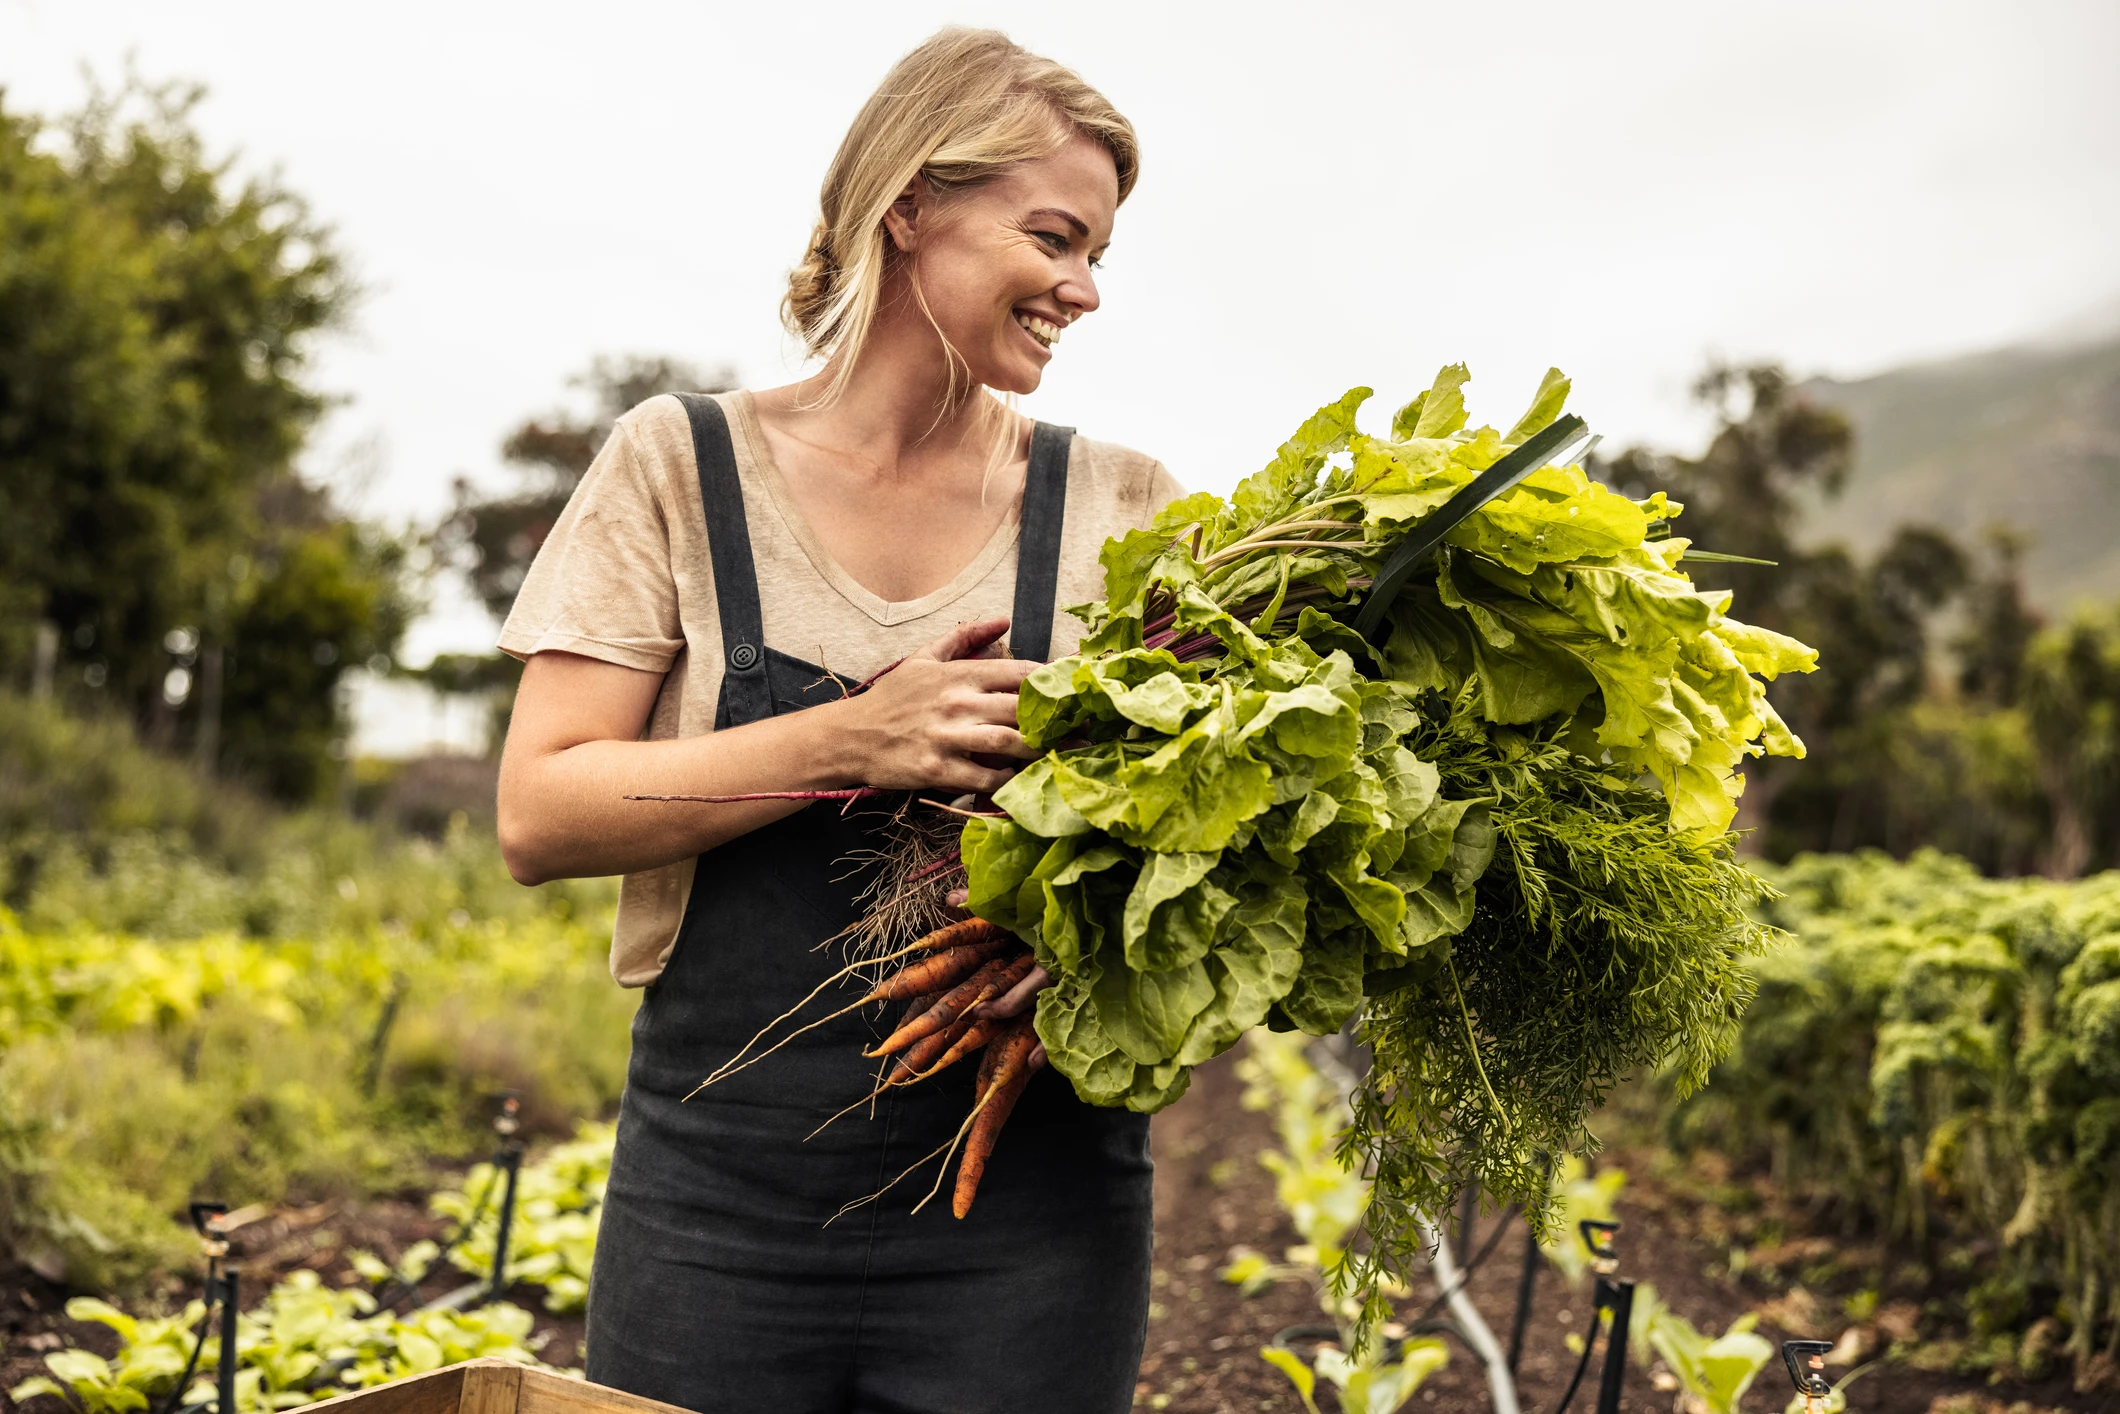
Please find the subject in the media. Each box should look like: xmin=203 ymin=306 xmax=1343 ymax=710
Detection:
xmin=497 ymin=417 xmax=685 ymax=672
xmin=1139 ymin=458 xmax=1186 ymax=525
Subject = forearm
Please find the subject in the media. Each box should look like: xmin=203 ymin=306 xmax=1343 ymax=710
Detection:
xmin=498 ymin=698 xmax=869 ymax=884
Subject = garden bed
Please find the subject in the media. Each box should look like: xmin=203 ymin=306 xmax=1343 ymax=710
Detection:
xmin=10 ymin=1049 xmax=2113 ymax=1414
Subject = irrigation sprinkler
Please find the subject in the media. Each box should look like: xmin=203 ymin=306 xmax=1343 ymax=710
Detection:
xmin=1583 ymin=1222 xmax=1635 ymax=1414
xmin=1783 ymin=1341 xmax=1835 ymax=1414
xmin=173 ymin=1202 xmax=238 ymax=1414
xmin=1550 ymin=1219 xmax=1636 ymax=1414
xmin=487 ymin=1092 xmax=525 ymax=1302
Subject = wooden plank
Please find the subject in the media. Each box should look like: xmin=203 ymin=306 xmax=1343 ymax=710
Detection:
xmin=285 ymin=1356 xmax=688 ymax=1414
xmin=460 ymin=1362 xmax=524 ymax=1414
xmin=295 ymin=1362 xmax=471 ymax=1414
xmin=515 ymin=1367 xmax=693 ymax=1414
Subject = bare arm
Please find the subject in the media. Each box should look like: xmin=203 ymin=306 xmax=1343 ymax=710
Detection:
xmin=497 ymin=616 xmax=1036 ymax=885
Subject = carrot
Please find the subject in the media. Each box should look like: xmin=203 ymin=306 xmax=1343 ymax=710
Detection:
xmin=930 ymin=1014 xmax=1003 ymax=1076
xmin=910 ymin=917 xmax=1007 ymax=954
xmin=892 ymin=1009 xmax=981 ymax=1081
xmin=870 ymin=937 xmax=1008 ymax=1002
xmin=953 ymin=1020 xmax=1039 ymax=1218
xmin=865 ymin=954 xmax=1018 ymax=1058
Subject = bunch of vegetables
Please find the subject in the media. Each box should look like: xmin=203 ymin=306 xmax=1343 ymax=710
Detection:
xmin=708 ymin=366 xmax=1811 ymax=1267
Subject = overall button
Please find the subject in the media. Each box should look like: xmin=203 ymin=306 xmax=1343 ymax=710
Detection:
xmin=729 ymin=643 xmax=760 ymax=671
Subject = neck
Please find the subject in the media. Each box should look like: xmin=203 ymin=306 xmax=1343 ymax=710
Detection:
xmin=785 ymin=286 xmax=1017 ymax=477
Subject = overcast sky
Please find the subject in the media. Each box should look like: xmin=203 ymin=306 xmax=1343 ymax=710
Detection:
xmin=6 ymin=0 xmax=2118 ymax=672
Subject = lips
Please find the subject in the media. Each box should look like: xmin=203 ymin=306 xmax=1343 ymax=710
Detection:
xmin=1013 ymin=310 xmax=1063 ymax=348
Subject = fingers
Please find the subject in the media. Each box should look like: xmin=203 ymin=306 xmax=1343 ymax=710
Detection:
xmin=951 ymin=725 xmax=1036 ymax=761
xmin=953 ymin=659 xmax=1040 ymax=692
xmin=915 ymin=617 xmax=1012 ymax=664
xmin=1028 ymin=1042 xmax=1047 ymax=1071
xmin=978 ymin=965 xmax=1050 ymax=1019
xmin=944 ymin=887 xmax=969 ymax=908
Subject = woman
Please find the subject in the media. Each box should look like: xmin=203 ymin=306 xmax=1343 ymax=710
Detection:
xmin=495 ymin=28 xmax=1182 ymax=1414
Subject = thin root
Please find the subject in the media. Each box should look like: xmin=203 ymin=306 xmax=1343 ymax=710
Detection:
xmin=823 ymin=1095 xmax=986 ymax=1228
xmin=687 ymin=939 xmax=940 ymax=1091
xmin=690 ymin=995 xmax=876 ymax=1096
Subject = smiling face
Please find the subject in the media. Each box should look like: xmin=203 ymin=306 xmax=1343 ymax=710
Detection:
xmin=882 ymin=135 xmax=1120 ymax=397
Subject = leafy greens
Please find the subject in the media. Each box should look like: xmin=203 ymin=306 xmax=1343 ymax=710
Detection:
xmin=958 ymin=365 xmax=1809 ymax=1293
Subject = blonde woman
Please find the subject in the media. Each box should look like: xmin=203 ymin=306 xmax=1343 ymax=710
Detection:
xmin=495 ymin=28 xmax=1180 ymax=1412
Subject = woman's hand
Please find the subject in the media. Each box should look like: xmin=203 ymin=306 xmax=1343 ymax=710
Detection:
xmin=498 ymin=617 xmax=1044 ymax=884
xmin=830 ymin=616 xmax=1041 ymax=795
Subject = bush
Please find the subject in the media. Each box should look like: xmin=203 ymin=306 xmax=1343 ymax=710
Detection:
xmin=1665 ymin=851 xmax=2120 ymax=1374
xmin=0 ymin=695 xmax=631 ymax=1292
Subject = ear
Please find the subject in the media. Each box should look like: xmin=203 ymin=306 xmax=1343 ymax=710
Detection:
xmin=882 ymin=176 xmax=924 ymax=254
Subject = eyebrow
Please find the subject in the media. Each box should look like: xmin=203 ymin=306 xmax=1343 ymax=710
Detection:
xmin=1026 ymin=207 xmax=1091 ymax=238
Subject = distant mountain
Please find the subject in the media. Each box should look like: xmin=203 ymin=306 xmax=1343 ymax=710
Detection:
xmin=1802 ymin=329 xmax=2120 ymax=610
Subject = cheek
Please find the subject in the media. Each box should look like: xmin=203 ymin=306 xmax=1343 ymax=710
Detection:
xmin=919 ymin=237 xmax=1047 ymax=340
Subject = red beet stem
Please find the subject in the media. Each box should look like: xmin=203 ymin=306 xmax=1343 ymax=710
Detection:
xmin=626 ymin=789 xmax=885 ymax=804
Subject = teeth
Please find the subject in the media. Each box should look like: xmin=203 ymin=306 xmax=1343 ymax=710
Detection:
xmin=1014 ymin=311 xmax=1062 ymax=347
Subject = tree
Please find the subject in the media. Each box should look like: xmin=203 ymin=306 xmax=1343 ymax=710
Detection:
xmin=2021 ymin=606 xmax=2120 ymax=877
xmin=1600 ymin=366 xmax=1974 ymax=858
xmin=0 ymin=77 xmax=412 ymax=799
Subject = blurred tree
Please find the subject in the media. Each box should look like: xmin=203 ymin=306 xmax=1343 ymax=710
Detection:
xmin=1602 ymin=366 xmax=1981 ymax=860
xmin=0 ymin=78 xmax=412 ymax=800
xmin=444 ymin=355 xmax=734 ymax=621
xmin=2021 ymin=606 xmax=2120 ymax=877
xmin=217 ymin=481 xmax=415 ymax=799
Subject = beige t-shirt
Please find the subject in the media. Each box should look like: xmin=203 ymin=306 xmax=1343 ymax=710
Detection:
xmin=499 ymin=390 xmax=1184 ymax=986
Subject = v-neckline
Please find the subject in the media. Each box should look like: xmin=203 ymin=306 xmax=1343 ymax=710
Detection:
xmin=728 ymin=391 xmax=1024 ymax=628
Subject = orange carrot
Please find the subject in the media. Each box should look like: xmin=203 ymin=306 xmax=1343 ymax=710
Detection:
xmin=953 ymin=1020 xmax=1039 ymax=1218
xmin=893 ymin=1009 xmax=980 ymax=1080
xmin=866 ymin=954 xmax=1019 ymax=1058
xmin=930 ymin=1015 xmax=1003 ymax=1076
xmin=870 ymin=937 xmax=1008 ymax=1002
xmin=911 ymin=918 xmax=1007 ymax=954
xmin=973 ymin=1025 xmax=1005 ymax=1103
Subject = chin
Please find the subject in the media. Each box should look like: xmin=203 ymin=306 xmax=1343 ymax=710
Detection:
xmin=976 ymin=359 xmax=1045 ymax=397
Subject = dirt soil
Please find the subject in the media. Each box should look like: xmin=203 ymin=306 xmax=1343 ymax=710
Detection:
xmin=7 ymin=1052 xmax=2117 ymax=1414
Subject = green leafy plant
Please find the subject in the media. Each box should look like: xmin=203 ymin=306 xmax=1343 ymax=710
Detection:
xmin=424 ymin=1121 xmax=613 ymax=1311
xmin=1664 ymin=850 xmax=2120 ymax=1372
xmin=8 ymin=1274 xmax=553 ymax=1414
xmin=1539 ymin=1156 xmax=1627 ymax=1287
xmin=1221 ymin=1033 xmax=1450 ymax=1414
xmin=1260 ymin=1339 xmax=1451 ymax=1414
xmin=950 ymin=367 xmax=1795 ymax=1309
xmin=1635 ymin=1305 xmax=1776 ymax=1414
xmin=0 ymin=803 xmax=630 ymax=1291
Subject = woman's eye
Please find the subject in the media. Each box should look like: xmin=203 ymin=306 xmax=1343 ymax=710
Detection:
xmin=1088 ymin=253 xmax=1105 ymax=271
xmin=1036 ymin=231 xmax=1070 ymax=255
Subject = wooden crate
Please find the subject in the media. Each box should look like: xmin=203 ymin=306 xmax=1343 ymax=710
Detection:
xmin=299 ymin=1360 xmax=688 ymax=1414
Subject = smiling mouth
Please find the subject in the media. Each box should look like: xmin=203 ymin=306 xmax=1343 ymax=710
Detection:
xmin=1014 ymin=311 xmax=1063 ymax=349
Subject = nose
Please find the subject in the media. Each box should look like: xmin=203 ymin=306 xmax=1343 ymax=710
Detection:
xmin=1057 ymin=263 xmax=1100 ymax=319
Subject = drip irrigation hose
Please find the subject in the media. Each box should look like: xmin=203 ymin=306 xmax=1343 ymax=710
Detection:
xmin=1402 ymin=1203 xmax=1520 ymax=1331
xmin=1507 ymin=1221 xmax=1542 ymax=1375
xmin=373 ymin=1164 xmax=500 ymax=1310
xmin=152 ymin=1298 xmax=219 ymax=1414
xmin=1550 ymin=1302 xmax=1605 ymax=1414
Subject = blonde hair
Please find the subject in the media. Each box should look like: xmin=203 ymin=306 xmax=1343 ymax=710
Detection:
xmin=784 ymin=28 xmax=1139 ymax=402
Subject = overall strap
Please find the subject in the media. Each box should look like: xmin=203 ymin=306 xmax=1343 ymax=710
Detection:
xmin=674 ymin=393 xmax=774 ymax=727
xmin=1010 ymin=422 xmax=1075 ymax=663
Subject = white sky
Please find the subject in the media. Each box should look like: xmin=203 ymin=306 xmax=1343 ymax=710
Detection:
xmin=6 ymin=0 xmax=2118 ymax=675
